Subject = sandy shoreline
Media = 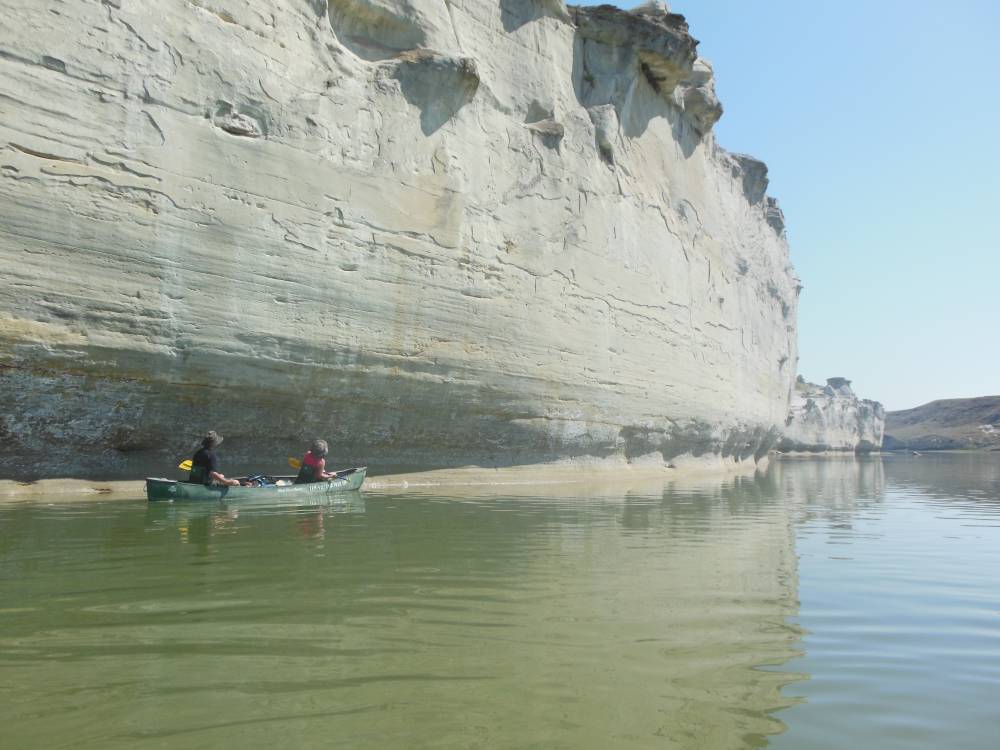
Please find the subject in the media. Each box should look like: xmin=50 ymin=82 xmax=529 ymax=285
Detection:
xmin=0 ymin=455 xmax=776 ymax=502
xmin=17 ymin=452 xmax=976 ymax=503
xmin=11 ymin=452 xmax=967 ymax=503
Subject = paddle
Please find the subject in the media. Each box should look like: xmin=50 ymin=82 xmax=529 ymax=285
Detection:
xmin=181 ymin=458 xmax=297 ymax=471
xmin=179 ymin=456 xmax=353 ymax=479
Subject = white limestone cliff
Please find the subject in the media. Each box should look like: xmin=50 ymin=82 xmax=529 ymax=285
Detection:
xmin=779 ymin=378 xmax=885 ymax=454
xmin=0 ymin=1 xmax=799 ymax=479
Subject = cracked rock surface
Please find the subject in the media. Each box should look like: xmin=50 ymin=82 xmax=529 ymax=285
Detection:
xmin=0 ymin=0 xmax=799 ymax=479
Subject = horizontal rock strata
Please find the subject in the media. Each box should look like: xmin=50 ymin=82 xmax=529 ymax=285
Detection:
xmin=779 ymin=378 xmax=885 ymax=454
xmin=0 ymin=0 xmax=798 ymax=479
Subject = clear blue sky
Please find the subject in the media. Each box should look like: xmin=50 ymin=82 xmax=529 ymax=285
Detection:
xmin=606 ymin=1 xmax=1000 ymax=410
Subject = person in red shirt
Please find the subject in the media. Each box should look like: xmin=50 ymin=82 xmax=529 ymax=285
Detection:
xmin=294 ymin=439 xmax=337 ymax=484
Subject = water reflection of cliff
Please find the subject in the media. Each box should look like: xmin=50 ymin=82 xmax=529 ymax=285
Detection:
xmin=2 ymin=475 xmax=805 ymax=749
xmin=770 ymin=456 xmax=887 ymax=525
xmin=613 ymin=474 xmax=805 ymax=745
xmin=373 ymin=472 xmax=805 ymax=745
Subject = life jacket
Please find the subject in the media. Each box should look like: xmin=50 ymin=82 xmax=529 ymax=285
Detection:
xmin=294 ymin=451 xmax=324 ymax=484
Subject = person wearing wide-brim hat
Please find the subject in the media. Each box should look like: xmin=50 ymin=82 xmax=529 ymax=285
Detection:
xmin=294 ymin=439 xmax=337 ymax=484
xmin=188 ymin=431 xmax=241 ymax=486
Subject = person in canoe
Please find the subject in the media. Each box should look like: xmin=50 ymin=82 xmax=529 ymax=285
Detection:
xmin=189 ymin=431 xmax=243 ymax=487
xmin=294 ymin=439 xmax=338 ymax=484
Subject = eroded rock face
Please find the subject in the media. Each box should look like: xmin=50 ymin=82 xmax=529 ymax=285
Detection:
xmin=573 ymin=3 xmax=696 ymax=96
xmin=677 ymin=58 xmax=723 ymax=135
xmin=0 ymin=0 xmax=799 ymax=479
xmin=780 ymin=378 xmax=886 ymax=453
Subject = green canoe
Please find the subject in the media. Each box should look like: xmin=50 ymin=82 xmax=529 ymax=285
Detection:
xmin=146 ymin=467 xmax=367 ymax=502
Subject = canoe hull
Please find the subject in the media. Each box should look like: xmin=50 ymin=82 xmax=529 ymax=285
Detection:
xmin=146 ymin=467 xmax=366 ymax=502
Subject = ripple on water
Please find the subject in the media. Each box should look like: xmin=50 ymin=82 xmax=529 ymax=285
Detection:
xmin=2 ymin=455 xmax=999 ymax=748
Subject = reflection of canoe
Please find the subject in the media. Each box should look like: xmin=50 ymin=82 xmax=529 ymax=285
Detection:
xmin=145 ymin=467 xmax=367 ymax=502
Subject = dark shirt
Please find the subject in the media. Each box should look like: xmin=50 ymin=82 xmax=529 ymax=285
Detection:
xmin=189 ymin=447 xmax=219 ymax=485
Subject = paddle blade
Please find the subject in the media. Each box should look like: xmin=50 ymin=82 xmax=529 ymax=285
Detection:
xmin=178 ymin=459 xmax=193 ymax=472
xmin=288 ymin=457 xmax=302 ymax=469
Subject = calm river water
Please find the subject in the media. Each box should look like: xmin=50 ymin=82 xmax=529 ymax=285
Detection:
xmin=1 ymin=454 xmax=998 ymax=749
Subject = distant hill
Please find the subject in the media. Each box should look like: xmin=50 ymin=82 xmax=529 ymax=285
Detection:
xmin=883 ymin=396 xmax=1000 ymax=450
